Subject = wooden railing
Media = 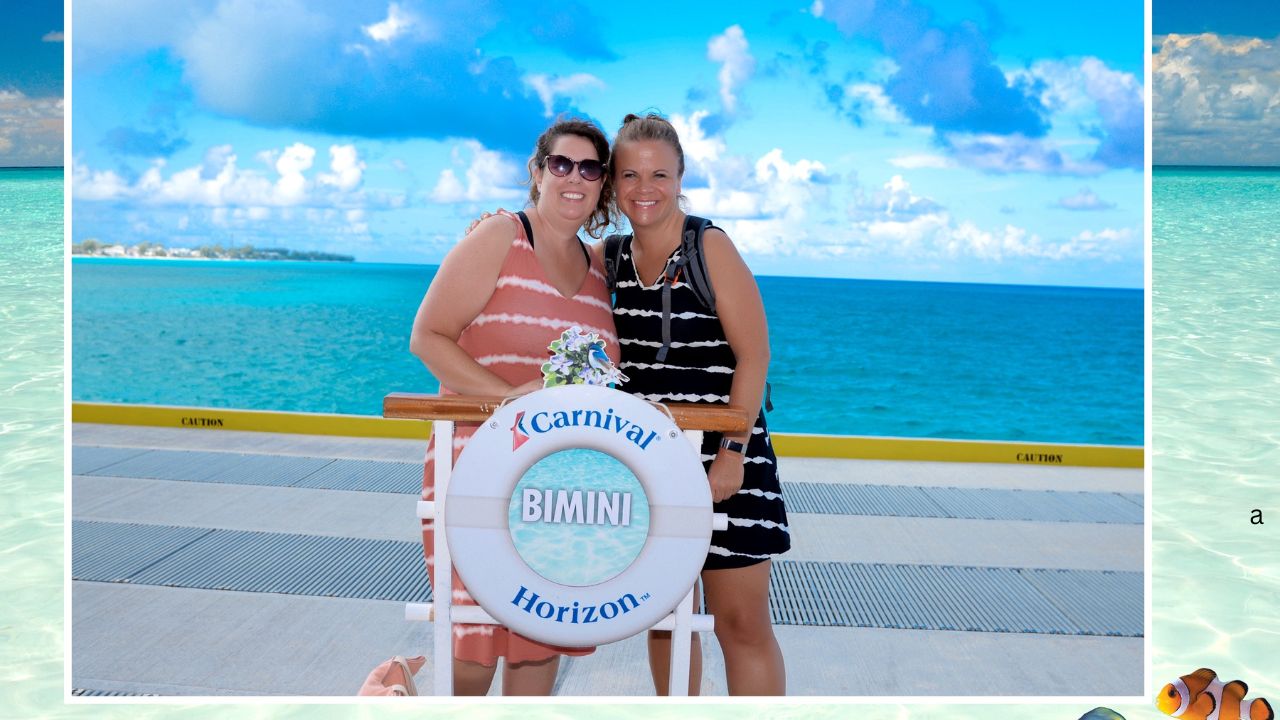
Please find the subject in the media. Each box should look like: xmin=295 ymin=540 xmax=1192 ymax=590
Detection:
xmin=383 ymin=391 xmax=751 ymax=432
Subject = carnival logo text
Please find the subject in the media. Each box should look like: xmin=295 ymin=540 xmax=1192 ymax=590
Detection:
xmin=511 ymin=407 xmax=661 ymax=451
xmin=511 ymin=584 xmax=650 ymax=624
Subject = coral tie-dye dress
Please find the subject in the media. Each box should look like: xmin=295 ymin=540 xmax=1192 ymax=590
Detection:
xmin=421 ymin=210 xmax=619 ymax=666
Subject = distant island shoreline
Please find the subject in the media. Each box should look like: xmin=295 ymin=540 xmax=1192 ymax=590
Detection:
xmin=71 ymin=240 xmax=354 ymax=263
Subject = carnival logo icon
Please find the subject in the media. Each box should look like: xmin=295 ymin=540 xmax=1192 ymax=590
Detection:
xmin=512 ymin=411 xmax=532 ymax=451
xmin=510 ymin=406 xmax=661 ymax=451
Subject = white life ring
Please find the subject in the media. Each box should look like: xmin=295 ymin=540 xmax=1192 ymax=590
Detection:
xmin=445 ymin=384 xmax=712 ymax=646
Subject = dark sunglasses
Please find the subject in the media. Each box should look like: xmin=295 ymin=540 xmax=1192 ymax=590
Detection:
xmin=543 ymin=154 xmax=606 ymax=181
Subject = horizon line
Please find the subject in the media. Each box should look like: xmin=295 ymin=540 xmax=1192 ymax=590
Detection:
xmin=70 ymin=256 xmax=1142 ymax=292
xmin=1154 ymin=163 xmax=1280 ymax=170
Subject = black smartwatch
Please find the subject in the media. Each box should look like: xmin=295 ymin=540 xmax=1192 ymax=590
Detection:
xmin=719 ymin=437 xmax=746 ymax=454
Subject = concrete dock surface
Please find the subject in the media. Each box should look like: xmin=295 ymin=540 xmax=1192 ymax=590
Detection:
xmin=70 ymin=423 xmax=1144 ymax=697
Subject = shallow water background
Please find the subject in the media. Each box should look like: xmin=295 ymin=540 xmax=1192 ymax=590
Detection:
xmin=1148 ymin=168 xmax=1279 ymax=701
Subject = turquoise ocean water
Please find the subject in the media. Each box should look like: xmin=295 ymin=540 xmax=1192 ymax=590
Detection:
xmin=1151 ymin=167 xmax=1279 ymax=700
xmin=71 ymin=259 xmax=1141 ymax=445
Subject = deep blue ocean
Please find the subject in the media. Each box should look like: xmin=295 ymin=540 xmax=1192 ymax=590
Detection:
xmin=71 ymin=259 xmax=1142 ymax=444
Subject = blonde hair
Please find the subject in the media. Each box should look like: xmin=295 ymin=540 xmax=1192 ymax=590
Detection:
xmin=611 ymin=112 xmax=686 ymax=178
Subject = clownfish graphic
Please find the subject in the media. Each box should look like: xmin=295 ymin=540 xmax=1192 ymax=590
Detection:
xmin=1156 ymin=668 xmax=1273 ymax=720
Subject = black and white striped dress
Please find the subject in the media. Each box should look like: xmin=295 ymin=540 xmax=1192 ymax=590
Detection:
xmin=612 ymin=234 xmax=791 ymax=570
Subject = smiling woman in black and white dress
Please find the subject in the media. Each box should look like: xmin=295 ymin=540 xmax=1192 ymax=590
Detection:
xmin=605 ymin=112 xmax=790 ymax=697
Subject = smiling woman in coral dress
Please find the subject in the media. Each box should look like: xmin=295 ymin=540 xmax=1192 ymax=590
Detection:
xmin=409 ymin=118 xmax=620 ymax=695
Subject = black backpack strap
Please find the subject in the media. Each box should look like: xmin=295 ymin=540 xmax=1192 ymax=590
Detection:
xmin=680 ymin=215 xmax=775 ymax=412
xmin=656 ymin=256 xmax=686 ymax=363
xmin=516 ymin=210 xmax=535 ymax=248
xmin=680 ymin=215 xmax=716 ymax=312
xmin=603 ymin=233 xmax=628 ymax=293
xmin=656 ymin=214 xmax=716 ymax=363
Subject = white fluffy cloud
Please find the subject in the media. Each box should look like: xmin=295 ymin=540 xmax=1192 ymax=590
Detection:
xmin=645 ymin=111 xmax=1136 ymax=270
xmin=73 ymin=142 xmax=368 ymax=209
xmin=1056 ymin=188 xmax=1114 ymax=211
xmin=0 ymin=90 xmax=63 ymax=166
xmin=942 ymin=133 xmax=1105 ymax=176
xmin=855 ymin=175 xmax=941 ymax=220
xmin=668 ymin=111 xmax=829 ymax=254
xmin=843 ymin=83 xmax=908 ymax=124
xmin=74 ymin=2 xmax=590 ymax=154
xmin=889 ymin=154 xmax=955 ymax=169
xmin=523 ymin=73 xmax=607 ymax=118
xmin=836 ymin=56 xmax=1140 ymax=175
xmin=1013 ymin=57 xmax=1143 ymax=170
xmin=430 ymin=140 xmax=525 ymax=203
xmin=1154 ymin=33 xmax=1280 ymax=164
xmin=846 ymin=176 xmax=1135 ymax=262
xmin=73 ymin=165 xmax=131 ymax=201
xmin=707 ymin=25 xmax=755 ymax=114
xmin=362 ymin=3 xmax=417 ymax=43
xmin=318 ymin=144 xmax=366 ymax=192
xmin=836 ymin=56 xmax=1136 ymax=175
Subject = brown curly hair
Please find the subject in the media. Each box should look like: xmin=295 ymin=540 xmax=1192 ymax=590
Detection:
xmin=526 ymin=118 xmax=615 ymax=238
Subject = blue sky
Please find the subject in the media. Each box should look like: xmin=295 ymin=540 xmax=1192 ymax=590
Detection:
xmin=0 ymin=0 xmax=63 ymax=167
xmin=1154 ymin=1 xmax=1280 ymax=166
xmin=72 ymin=0 xmax=1143 ymax=287
xmin=1155 ymin=0 xmax=1280 ymax=36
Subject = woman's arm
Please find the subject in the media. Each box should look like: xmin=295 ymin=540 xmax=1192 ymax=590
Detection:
xmin=701 ymin=227 xmax=771 ymax=502
xmin=409 ymin=214 xmax=536 ymax=396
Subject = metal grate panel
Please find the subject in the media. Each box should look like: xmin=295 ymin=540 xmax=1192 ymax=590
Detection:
xmin=73 ymin=521 xmax=430 ymax=602
xmin=1090 ymin=492 xmax=1144 ymax=518
xmin=782 ymin=482 xmax=947 ymax=518
xmin=201 ymin=454 xmax=335 ymax=487
xmin=75 ymin=445 xmax=419 ymax=494
xmin=73 ymin=445 xmax=1143 ymax=524
xmin=299 ymin=459 xmax=422 ymax=494
xmin=1053 ymin=491 xmax=1143 ymax=524
xmin=769 ymin=561 xmax=1141 ymax=636
xmin=82 ymin=449 xmax=256 ymax=482
xmin=72 ymin=521 xmax=213 ymax=582
xmin=1021 ymin=568 xmax=1143 ymax=636
xmin=72 ymin=521 xmax=1141 ymax=637
xmin=72 ymin=446 xmax=151 ymax=476
xmin=785 ymin=481 xmax=1143 ymax=524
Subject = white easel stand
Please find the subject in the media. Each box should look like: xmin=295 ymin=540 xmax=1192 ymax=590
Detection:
xmin=405 ymin=420 xmax=724 ymax=696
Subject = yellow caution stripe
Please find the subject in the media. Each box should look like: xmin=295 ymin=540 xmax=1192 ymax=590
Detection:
xmin=772 ymin=433 xmax=1142 ymax=468
xmin=72 ymin=402 xmax=431 ymax=440
xmin=72 ymin=402 xmax=1143 ymax=467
